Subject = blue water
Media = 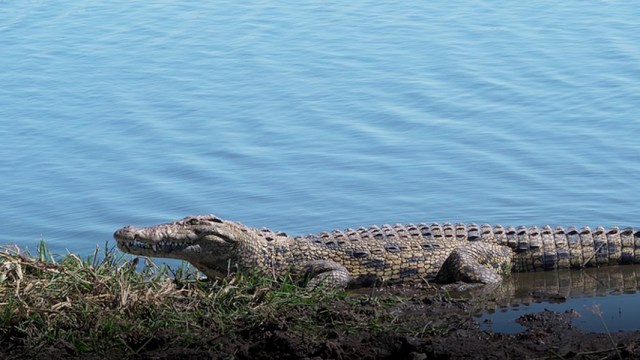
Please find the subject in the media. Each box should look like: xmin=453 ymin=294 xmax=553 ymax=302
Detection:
xmin=1 ymin=1 xmax=639 ymax=259
xmin=480 ymin=293 xmax=640 ymax=334
xmin=477 ymin=266 xmax=640 ymax=333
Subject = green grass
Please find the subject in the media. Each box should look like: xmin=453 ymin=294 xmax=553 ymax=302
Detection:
xmin=0 ymin=241 xmax=416 ymax=358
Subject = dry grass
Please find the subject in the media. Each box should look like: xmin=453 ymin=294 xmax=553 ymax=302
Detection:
xmin=0 ymin=241 xmax=394 ymax=358
xmin=0 ymin=242 xmax=272 ymax=357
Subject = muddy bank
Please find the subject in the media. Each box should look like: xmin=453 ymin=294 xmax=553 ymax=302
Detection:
xmin=17 ymin=284 xmax=640 ymax=360
xmin=4 ymin=247 xmax=640 ymax=360
xmin=155 ymin=289 xmax=640 ymax=360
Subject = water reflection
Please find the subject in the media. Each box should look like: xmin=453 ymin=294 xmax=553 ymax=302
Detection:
xmin=476 ymin=265 xmax=640 ymax=333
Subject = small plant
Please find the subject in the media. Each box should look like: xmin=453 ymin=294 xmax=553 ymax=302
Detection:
xmin=588 ymin=303 xmax=623 ymax=360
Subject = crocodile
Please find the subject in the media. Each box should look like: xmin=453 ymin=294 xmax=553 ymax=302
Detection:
xmin=113 ymin=214 xmax=640 ymax=289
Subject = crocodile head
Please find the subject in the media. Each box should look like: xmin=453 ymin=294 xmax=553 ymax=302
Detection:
xmin=114 ymin=214 xmax=254 ymax=278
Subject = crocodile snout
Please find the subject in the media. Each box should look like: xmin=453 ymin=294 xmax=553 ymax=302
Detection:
xmin=113 ymin=226 xmax=136 ymax=241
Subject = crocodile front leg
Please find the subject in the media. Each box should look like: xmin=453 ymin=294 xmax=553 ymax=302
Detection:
xmin=298 ymin=260 xmax=352 ymax=290
xmin=436 ymin=243 xmax=513 ymax=284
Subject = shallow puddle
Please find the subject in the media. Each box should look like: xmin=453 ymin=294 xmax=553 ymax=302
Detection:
xmin=476 ymin=265 xmax=640 ymax=333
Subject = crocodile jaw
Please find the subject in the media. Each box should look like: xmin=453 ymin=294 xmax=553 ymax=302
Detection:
xmin=113 ymin=215 xmax=238 ymax=272
xmin=114 ymin=225 xmax=211 ymax=257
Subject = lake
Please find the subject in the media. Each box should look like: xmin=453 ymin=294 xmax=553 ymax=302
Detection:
xmin=1 ymin=0 xmax=639 ymax=299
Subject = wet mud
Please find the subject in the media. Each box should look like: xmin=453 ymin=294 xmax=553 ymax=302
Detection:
xmin=148 ymin=283 xmax=640 ymax=359
xmin=194 ymin=266 xmax=640 ymax=359
xmin=19 ymin=266 xmax=640 ymax=359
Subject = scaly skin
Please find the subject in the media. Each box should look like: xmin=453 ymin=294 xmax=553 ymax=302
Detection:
xmin=113 ymin=215 xmax=640 ymax=289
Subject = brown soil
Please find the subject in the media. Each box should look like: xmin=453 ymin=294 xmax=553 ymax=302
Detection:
xmin=226 ymin=288 xmax=640 ymax=360
xmin=12 ymin=285 xmax=639 ymax=360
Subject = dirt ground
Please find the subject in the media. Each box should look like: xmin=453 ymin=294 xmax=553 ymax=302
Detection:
xmin=197 ymin=287 xmax=640 ymax=360
xmin=32 ymin=286 xmax=640 ymax=360
xmin=229 ymin=287 xmax=640 ymax=360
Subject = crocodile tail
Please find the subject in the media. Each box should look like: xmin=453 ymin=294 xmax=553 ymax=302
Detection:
xmin=509 ymin=225 xmax=639 ymax=272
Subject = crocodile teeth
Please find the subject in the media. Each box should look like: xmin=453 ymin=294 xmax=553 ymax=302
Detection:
xmin=125 ymin=238 xmax=190 ymax=251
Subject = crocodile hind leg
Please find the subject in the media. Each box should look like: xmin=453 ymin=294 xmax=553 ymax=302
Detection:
xmin=298 ymin=260 xmax=352 ymax=290
xmin=435 ymin=243 xmax=513 ymax=284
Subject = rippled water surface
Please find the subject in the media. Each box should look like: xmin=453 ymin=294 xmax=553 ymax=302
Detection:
xmin=2 ymin=1 xmax=639 ymax=260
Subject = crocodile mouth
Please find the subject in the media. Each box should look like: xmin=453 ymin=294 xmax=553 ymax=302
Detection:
xmin=114 ymin=226 xmax=197 ymax=255
xmin=122 ymin=237 xmax=195 ymax=254
xmin=113 ymin=224 xmax=236 ymax=260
